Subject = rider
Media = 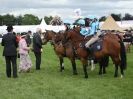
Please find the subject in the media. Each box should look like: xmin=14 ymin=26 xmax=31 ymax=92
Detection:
xmin=78 ymin=19 xmax=90 ymax=36
xmin=85 ymin=16 xmax=101 ymax=49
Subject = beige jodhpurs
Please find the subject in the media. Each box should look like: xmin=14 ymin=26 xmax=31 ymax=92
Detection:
xmin=85 ymin=32 xmax=103 ymax=48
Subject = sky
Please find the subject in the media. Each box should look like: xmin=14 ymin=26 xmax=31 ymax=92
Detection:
xmin=0 ymin=0 xmax=133 ymax=20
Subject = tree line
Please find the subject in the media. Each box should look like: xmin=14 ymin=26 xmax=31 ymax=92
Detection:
xmin=0 ymin=13 xmax=133 ymax=26
xmin=99 ymin=13 xmax=133 ymax=21
xmin=0 ymin=14 xmax=53 ymax=26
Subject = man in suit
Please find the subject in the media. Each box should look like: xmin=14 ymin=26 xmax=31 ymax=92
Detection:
xmin=1 ymin=26 xmax=18 ymax=78
xmin=33 ymin=28 xmax=43 ymax=70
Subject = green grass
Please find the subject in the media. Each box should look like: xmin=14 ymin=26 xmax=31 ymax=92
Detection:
xmin=0 ymin=43 xmax=133 ymax=99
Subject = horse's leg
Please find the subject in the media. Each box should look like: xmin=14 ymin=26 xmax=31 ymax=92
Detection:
xmin=99 ymin=62 xmax=102 ymax=75
xmin=103 ymin=66 xmax=106 ymax=74
xmin=59 ymin=57 xmax=64 ymax=72
xmin=91 ymin=60 xmax=95 ymax=71
xmin=102 ymin=56 xmax=109 ymax=74
xmin=83 ymin=64 xmax=88 ymax=78
xmin=70 ymin=58 xmax=78 ymax=75
xmin=120 ymin=64 xmax=124 ymax=78
xmin=113 ymin=58 xmax=120 ymax=77
xmin=99 ymin=59 xmax=104 ymax=75
xmin=110 ymin=56 xmax=119 ymax=77
xmin=114 ymin=64 xmax=119 ymax=77
xmin=81 ymin=58 xmax=88 ymax=78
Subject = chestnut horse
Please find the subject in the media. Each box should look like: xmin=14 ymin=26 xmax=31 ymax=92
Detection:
xmin=42 ymin=30 xmax=78 ymax=75
xmin=53 ymin=29 xmax=109 ymax=77
xmin=64 ymin=28 xmax=127 ymax=78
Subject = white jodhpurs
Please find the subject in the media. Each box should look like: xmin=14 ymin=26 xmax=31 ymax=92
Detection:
xmin=85 ymin=32 xmax=103 ymax=48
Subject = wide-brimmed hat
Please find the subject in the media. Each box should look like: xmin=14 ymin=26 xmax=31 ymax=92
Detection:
xmin=6 ymin=25 xmax=13 ymax=31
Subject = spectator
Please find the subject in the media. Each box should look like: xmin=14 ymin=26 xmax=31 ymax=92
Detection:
xmin=33 ymin=28 xmax=43 ymax=70
xmin=18 ymin=33 xmax=32 ymax=73
xmin=1 ymin=26 xmax=18 ymax=78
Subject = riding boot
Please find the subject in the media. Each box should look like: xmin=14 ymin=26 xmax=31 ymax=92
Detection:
xmin=86 ymin=47 xmax=94 ymax=60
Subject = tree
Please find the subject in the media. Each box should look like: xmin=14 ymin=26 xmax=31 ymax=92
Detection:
xmin=123 ymin=13 xmax=133 ymax=20
xmin=15 ymin=15 xmax=23 ymax=25
xmin=2 ymin=14 xmax=16 ymax=25
xmin=0 ymin=15 xmax=3 ymax=25
xmin=99 ymin=16 xmax=107 ymax=22
xmin=111 ymin=13 xmax=121 ymax=21
xmin=44 ymin=16 xmax=53 ymax=25
xmin=21 ymin=14 xmax=40 ymax=25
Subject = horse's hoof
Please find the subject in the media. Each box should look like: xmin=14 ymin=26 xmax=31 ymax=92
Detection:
xmin=99 ymin=72 xmax=102 ymax=75
xmin=85 ymin=75 xmax=88 ymax=78
xmin=62 ymin=67 xmax=65 ymax=70
xmin=103 ymin=72 xmax=106 ymax=74
xmin=114 ymin=75 xmax=118 ymax=77
xmin=73 ymin=72 xmax=78 ymax=75
xmin=60 ymin=69 xmax=63 ymax=72
xmin=60 ymin=67 xmax=65 ymax=72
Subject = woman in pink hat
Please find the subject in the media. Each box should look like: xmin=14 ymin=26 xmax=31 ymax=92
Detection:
xmin=18 ymin=33 xmax=32 ymax=73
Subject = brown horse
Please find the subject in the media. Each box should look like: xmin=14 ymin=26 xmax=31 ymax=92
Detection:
xmin=64 ymin=28 xmax=127 ymax=78
xmin=42 ymin=30 xmax=77 ymax=74
xmin=42 ymin=30 xmax=56 ymax=45
xmin=54 ymin=29 xmax=110 ymax=76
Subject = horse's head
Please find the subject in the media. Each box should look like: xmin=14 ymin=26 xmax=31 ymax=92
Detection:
xmin=41 ymin=30 xmax=56 ymax=45
xmin=63 ymin=29 xmax=72 ymax=43
xmin=64 ymin=27 xmax=81 ymax=41
xmin=52 ymin=31 xmax=65 ymax=44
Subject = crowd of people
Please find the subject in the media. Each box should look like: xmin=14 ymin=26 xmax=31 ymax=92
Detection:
xmin=1 ymin=26 xmax=43 ymax=78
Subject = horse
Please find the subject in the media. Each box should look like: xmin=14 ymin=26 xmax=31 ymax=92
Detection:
xmin=41 ymin=30 xmax=56 ymax=45
xmin=53 ymin=28 xmax=110 ymax=76
xmin=42 ymin=30 xmax=78 ymax=75
xmin=64 ymin=28 xmax=127 ymax=78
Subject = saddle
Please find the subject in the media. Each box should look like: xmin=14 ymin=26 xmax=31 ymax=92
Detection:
xmin=79 ymin=35 xmax=104 ymax=53
xmin=89 ymin=39 xmax=103 ymax=52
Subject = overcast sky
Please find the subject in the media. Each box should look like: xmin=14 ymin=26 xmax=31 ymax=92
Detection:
xmin=0 ymin=0 xmax=133 ymax=20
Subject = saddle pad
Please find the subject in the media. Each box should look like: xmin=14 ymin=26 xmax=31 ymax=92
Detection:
xmin=90 ymin=40 xmax=103 ymax=52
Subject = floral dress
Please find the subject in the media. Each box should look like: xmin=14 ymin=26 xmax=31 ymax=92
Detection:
xmin=19 ymin=38 xmax=32 ymax=72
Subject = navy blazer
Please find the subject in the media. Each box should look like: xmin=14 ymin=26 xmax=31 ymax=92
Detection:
xmin=2 ymin=33 xmax=18 ymax=56
xmin=33 ymin=33 xmax=42 ymax=53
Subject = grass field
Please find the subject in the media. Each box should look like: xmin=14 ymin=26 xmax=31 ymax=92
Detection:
xmin=0 ymin=43 xmax=133 ymax=99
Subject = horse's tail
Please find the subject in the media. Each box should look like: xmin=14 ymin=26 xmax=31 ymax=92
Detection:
xmin=117 ymin=35 xmax=127 ymax=70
